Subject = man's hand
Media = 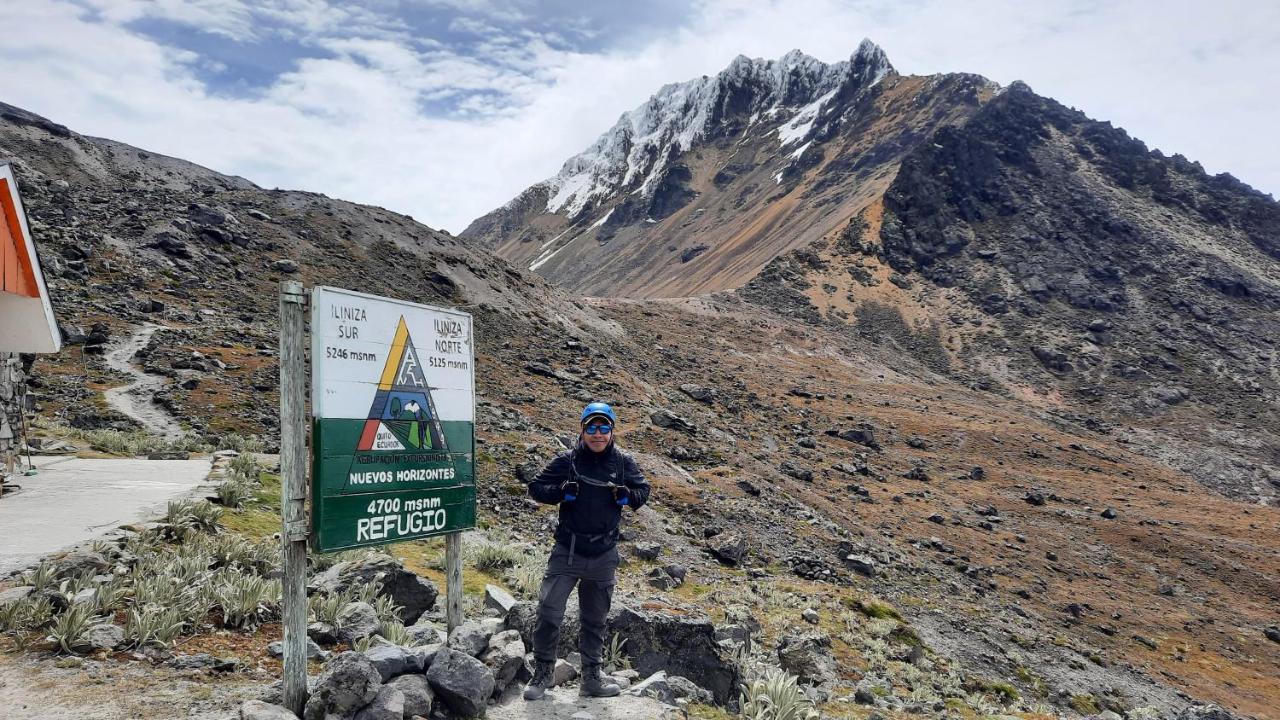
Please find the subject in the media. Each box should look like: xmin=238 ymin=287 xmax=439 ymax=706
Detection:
xmin=613 ymin=486 xmax=631 ymax=506
xmin=561 ymin=480 xmax=579 ymax=502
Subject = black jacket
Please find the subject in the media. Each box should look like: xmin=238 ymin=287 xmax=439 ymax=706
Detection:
xmin=527 ymin=441 xmax=650 ymax=556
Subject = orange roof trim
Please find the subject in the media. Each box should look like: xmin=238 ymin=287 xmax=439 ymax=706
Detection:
xmin=0 ymin=163 xmax=61 ymax=353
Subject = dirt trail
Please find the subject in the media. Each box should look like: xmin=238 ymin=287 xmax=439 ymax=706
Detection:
xmin=102 ymin=323 xmax=185 ymax=439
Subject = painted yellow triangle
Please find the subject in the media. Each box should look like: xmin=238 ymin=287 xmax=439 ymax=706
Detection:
xmin=378 ymin=317 xmax=410 ymax=390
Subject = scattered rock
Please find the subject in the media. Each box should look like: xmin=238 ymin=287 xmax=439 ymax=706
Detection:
xmin=483 ymin=584 xmax=517 ymax=617
xmin=552 ymin=658 xmax=578 ymax=687
xmin=776 ymin=631 xmax=837 ymax=687
xmin=707 ymin=534 xmax=747 ymax=566
xmin=271 ymin=259 xmax=299 ymax=274
xmin=388 ymin=674 xmax=433 ymax=718
xmin=650 ymin=409 xmax=695 ymax=432
xmin=632 ymin=541 xmax=662 ymax=560
xmin=239 ymin=700 xmax=298 ymax=720
xmin=336 ymin=602 xmax=381 ymax=644
xmin=0 ymin=586 xmax=34 ymax=607
xmin=480 ymin=631 xmax=525 ymax=694
xmin=354 ymin=685 xmax=404 ymax=720
xmin=303 ymin=651 xmax=382 ymax=720
xmin=425 ymin=647 xmax=495 ymax=718
xmin=679 ymin=384 xmax=716 ymax=402
xmin=844 ymin=554 xmax=877 ymax=577
xmin=779 ymin=462 xmax=814 ymax=481
xmin=308 ymin=622 xmax=338 ymax=645
xmin=268 ymin=639 xmax=326 ymax=660
xmin=83 ymin=623 xmax=124 ymax=651
xmin=447 ymin=620 xmax=492 ymax=658
xmin=364 ymin=644 xmax=414 ymax=681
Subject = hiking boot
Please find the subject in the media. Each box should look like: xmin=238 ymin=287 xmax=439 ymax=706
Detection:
xmin=580 ymin=665 xmax=621 ymax=698
xmin=523 ymin=660 xmax=555 ymax=700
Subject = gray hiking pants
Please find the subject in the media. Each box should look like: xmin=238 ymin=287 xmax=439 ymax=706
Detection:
xmin=531 ymin=542 xmax=619 ymax=667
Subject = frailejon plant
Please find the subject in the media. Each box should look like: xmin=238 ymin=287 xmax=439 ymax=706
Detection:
xmin=372 ymin=595 xmax=404 ymax=626
xmin=505 ymin=556 xmax=543 ymax=600
xmin=380 ymin=621 xmax=412 ymax=646
xmin=214 ymin=479 xmax=253 ymax=509
xmin=215 ymin=575 xmax=282 ymax=630
xmin=125 ymin=606 xmax=186 ymax=648
xmin=47 ymin=602 xmax=97 ymax=654
xmin=22 ymin=561 xmax=57 ymax=591
xmin=467 ymin=542 xmax=519 ymax=572
xmin=220 ymin=434 xmax=265 ymax=454
xmin=228 ymin=451 xmax=261 ymax=479
xmin=309 ymin=593 xmax=347 ymax=626
xmin=91 ymin=577 xmax=127 ymax=614
xmin=739 ymin=668 xmax=818 ymax=720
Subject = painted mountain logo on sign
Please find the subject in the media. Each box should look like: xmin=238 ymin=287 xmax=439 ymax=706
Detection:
xmin=356 ymin=317 xmax=449 ymax=454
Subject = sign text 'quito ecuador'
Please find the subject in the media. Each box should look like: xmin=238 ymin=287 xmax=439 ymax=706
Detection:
xmin=310 ymin=287 xmax=475 ymax=552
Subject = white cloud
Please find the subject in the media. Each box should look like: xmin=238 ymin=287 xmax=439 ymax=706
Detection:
xmin=0 ymin=0 xmax=1276 ymax=235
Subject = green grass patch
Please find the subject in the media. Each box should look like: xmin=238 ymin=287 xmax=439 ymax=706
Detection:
xmin=219 ymin=473 xmax=282 ymax=540
xmin=1015 ymin=666 xmax=1048 ymax=698
xmin=1070 ymin=694 xmax=1101 ymax=715
xmin=848 ymin=598 xmax=903 ymax=621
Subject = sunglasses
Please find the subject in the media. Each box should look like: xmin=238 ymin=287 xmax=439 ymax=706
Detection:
xmin=583 ymin=424 xmax=613 ymax=435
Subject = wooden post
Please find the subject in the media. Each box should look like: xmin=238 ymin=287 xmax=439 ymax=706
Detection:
xmin=445 ymin=531 xmax=464 ymax=632
xmin=279 ymin=280 xmax=310 ymax=717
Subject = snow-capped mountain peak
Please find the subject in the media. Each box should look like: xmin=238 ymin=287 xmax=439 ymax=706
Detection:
xmin=542 ymin=41 xmax=895 ymax=219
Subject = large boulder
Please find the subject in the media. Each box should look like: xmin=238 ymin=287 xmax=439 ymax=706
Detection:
xmin=776 ymin=631 xmax=837 ymax=687
xmin=505 ymin=598 xmax=581 ymax=657
xmin=303 ymin=651 xmax=382 ymax=720
xmin=309 ymin=555 xmax=438 ymax=624
xmin=425 ymin=647 xmax=495 ymax=718
xmin=353 ymin=686 xmax=403 ymax=720
xmin=388 ymin=674 xmax=434 ymax=718
xmin=608 ymin=606 xmax=739 ymax=705
xmin=363 ymin=644 xmax=414 ymax=681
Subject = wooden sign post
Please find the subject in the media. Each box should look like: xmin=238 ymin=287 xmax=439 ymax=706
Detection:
xmin=279 ymin=281 xmax=310 ymax=716
xmin=278 ymin=282 xmax=477 ymax=712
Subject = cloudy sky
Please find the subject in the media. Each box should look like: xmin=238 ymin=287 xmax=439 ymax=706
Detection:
xmin=2 ymin=0 xmax=1276 ymax=232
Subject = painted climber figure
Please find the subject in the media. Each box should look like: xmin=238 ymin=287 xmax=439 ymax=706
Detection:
xmin=523 ymin=402 xmax=651 ymax=700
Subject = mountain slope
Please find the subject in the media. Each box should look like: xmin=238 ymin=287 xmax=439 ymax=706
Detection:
xmin=739 ymin=80 xmax=1280 ymax=504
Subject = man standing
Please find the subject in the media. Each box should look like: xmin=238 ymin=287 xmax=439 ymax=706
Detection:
xmin=523 ymin=402 xmax=651 ymax=700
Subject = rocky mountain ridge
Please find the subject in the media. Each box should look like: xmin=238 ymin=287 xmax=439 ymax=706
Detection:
xmin=462 ymin=41 xmax=992 ymax=297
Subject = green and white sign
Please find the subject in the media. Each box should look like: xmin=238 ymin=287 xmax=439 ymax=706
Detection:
xmin=310 ymin=286 xmax=475 ymax=552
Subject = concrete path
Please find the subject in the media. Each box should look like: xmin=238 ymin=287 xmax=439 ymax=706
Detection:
xmin=0 ymin=455 xmax=211 ymax=576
